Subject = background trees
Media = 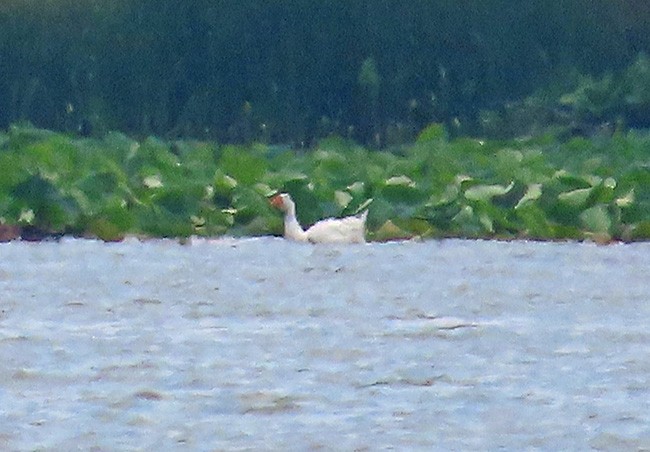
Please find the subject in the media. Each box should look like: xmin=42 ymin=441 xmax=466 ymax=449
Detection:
xmin=1 ymin=1 xmax=649 ymax=144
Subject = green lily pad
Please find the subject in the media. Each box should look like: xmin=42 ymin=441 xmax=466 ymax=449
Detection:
xmin=630 ymin=221 xmax=650 ymax=240
xmin=558 ymin=187 xmax=593 ymax=208
xmin=10 ymin=174 xmax=80 ymax=232
xmin=580 ymin=205 xmax=611 ymax=234
xmin=416 ymin=123 xmax=447 ymax=143
xmin=514 ymin=184 xmax=543 ymax=209
xmin=373 ymin=220 xmax=411 ymax=242
xmin=464 ymin=181 xmax=514 ymax=202
xmin=615 ymin=189 xmax=635 ymax=208
xmin=214 ymin=169 xmax=238 ymax=192
xmin=514 ymin=204 xmax=555 ymax=239
xmin=218 ymin=145 xmax=267 ymax=186
xmin=385 ymin=175 xmax=416 ymax=187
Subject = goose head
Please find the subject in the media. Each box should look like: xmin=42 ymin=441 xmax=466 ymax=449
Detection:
xmin=270 ymin=193 xmax=296 ymax=215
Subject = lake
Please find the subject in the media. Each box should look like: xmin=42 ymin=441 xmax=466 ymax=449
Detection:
xmin=0 ymin=237 xmax=648 ymax=450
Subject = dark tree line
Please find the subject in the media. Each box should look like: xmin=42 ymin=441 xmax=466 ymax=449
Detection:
xmin=1 ymin=0 xmax=649 ymax=145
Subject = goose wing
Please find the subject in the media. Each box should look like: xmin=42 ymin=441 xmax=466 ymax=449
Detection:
xmin=305 ymin=211 xmax=367 ymax=244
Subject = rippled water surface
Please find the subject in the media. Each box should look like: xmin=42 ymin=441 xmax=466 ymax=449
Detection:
xmin=0 ymin=237 xmax=649 ymax=450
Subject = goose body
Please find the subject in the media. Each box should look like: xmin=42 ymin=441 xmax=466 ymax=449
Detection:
xmin=270 ymin=193 xmax=367 ymax=244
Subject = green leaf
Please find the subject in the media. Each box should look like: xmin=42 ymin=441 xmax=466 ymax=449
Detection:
xmin=381 ymin=181 xmax=425 ymax=205
xmin=214 ymin=169 xmax=238 ymax=193
xmin=155 ymin=185 xmax=203 ymax=217
xmin=615 ymin=189 xmax=635 ymax=208
xmin=580 ymin=205 xmax=611 ymax=234
xmin=416 ymin=123 xmax=447 ymax=143
xmin=515 ymin=204 xmax=555 ymax=238
xmin=464 ymin=182 xmax=514 ymax=202
xmin=334 ymin=190 xmax=353 ymax=208
xmin=85 ymin=198 xmax=133 ymax=241
xmin=514 ymin=183 xmax=543 ymax=209
xmin=552 ymin=170 xmax=593 ymax=189
xmin=558 ymin=188 xmax=593 ymax=208
xmin=385 ymin=175 xmax=415 ymax=187
xmin=630 ymin=221 xmax=650 ymax=240
xmin=10 ymin=174 xmax=80 ymax=231
xmin=0 ymin=152 xmax=28 ymax=190
xmin=218 ymin=145 xmax=267 ymax=186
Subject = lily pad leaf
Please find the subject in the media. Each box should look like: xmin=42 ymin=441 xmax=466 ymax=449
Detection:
xmin=479 ymin=211 xmax=494 ymax=233
xmin=373 ymin=219 xmax=411 ymax=242
xmin=334 ymin=190 xmax=353 ymax=208
xmin=452 ymin=205 xmax=474 ymax=224
xmin=580 ymin=205 xmax=611 ymax=234
xmin=253 ymin=182 xmax=274 ymax=197
xmin=416 ymin=123 xmax=447 ymax=143
xmin=346 ymin=181 xmax=365 ymax=195
xmin=353 ymin=197 xmax=373 ymax=215
xmin=553 ymin=170 xmax=594 ymax=189
xmin=428 ymin=182 xmax=462 ymax=207
xmin=218 ymin=145 xmax=267 ymax=185
xmin=464 ymin=181 xmax=514 ymax=202
xmin=603 ymin=177 xmax=616 ymax=189
xmin=615 ymin=189 xmax=635 ymax=208
xmin=143 ymin=174 xmax=163 ymax=189
xmin=631 ymin=221 xmax=650 ymax=240
xmin=385 ymin=175 xmax=416 ymax=187
xmin=558 ymin=187 xmax=592 ymax=208
xmin=515 ymin=183 xmax=542 ymax=210
xmin=214 ymin=169 xmax=238 ymax=192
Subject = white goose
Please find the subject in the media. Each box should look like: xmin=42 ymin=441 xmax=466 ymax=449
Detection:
xmin=270 ymin=193 xmax=368 ymax=244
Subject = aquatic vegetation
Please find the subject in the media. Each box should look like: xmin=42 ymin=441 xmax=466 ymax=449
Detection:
xmin=0 ymin=123 xmax=648 ymax=242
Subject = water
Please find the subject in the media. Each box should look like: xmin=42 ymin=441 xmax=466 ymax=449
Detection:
xmin=0 ymin=237 xmax=648 ymax=450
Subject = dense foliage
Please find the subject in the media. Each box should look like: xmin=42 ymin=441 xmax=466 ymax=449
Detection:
xmin=1 ymin=1 xmax=649 ymax=144
xmin=1 ymin=3 xmax=648 ymax=242
xmin=0 ymin=123 xmax=648 ymax=242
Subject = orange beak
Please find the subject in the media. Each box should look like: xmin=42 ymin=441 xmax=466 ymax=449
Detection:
xmin=270 ymin=194 xmax=284 ymax=208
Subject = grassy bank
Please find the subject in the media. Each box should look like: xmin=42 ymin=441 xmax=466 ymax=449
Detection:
xmin=0 ymin=123 xmax=648 ymax=242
